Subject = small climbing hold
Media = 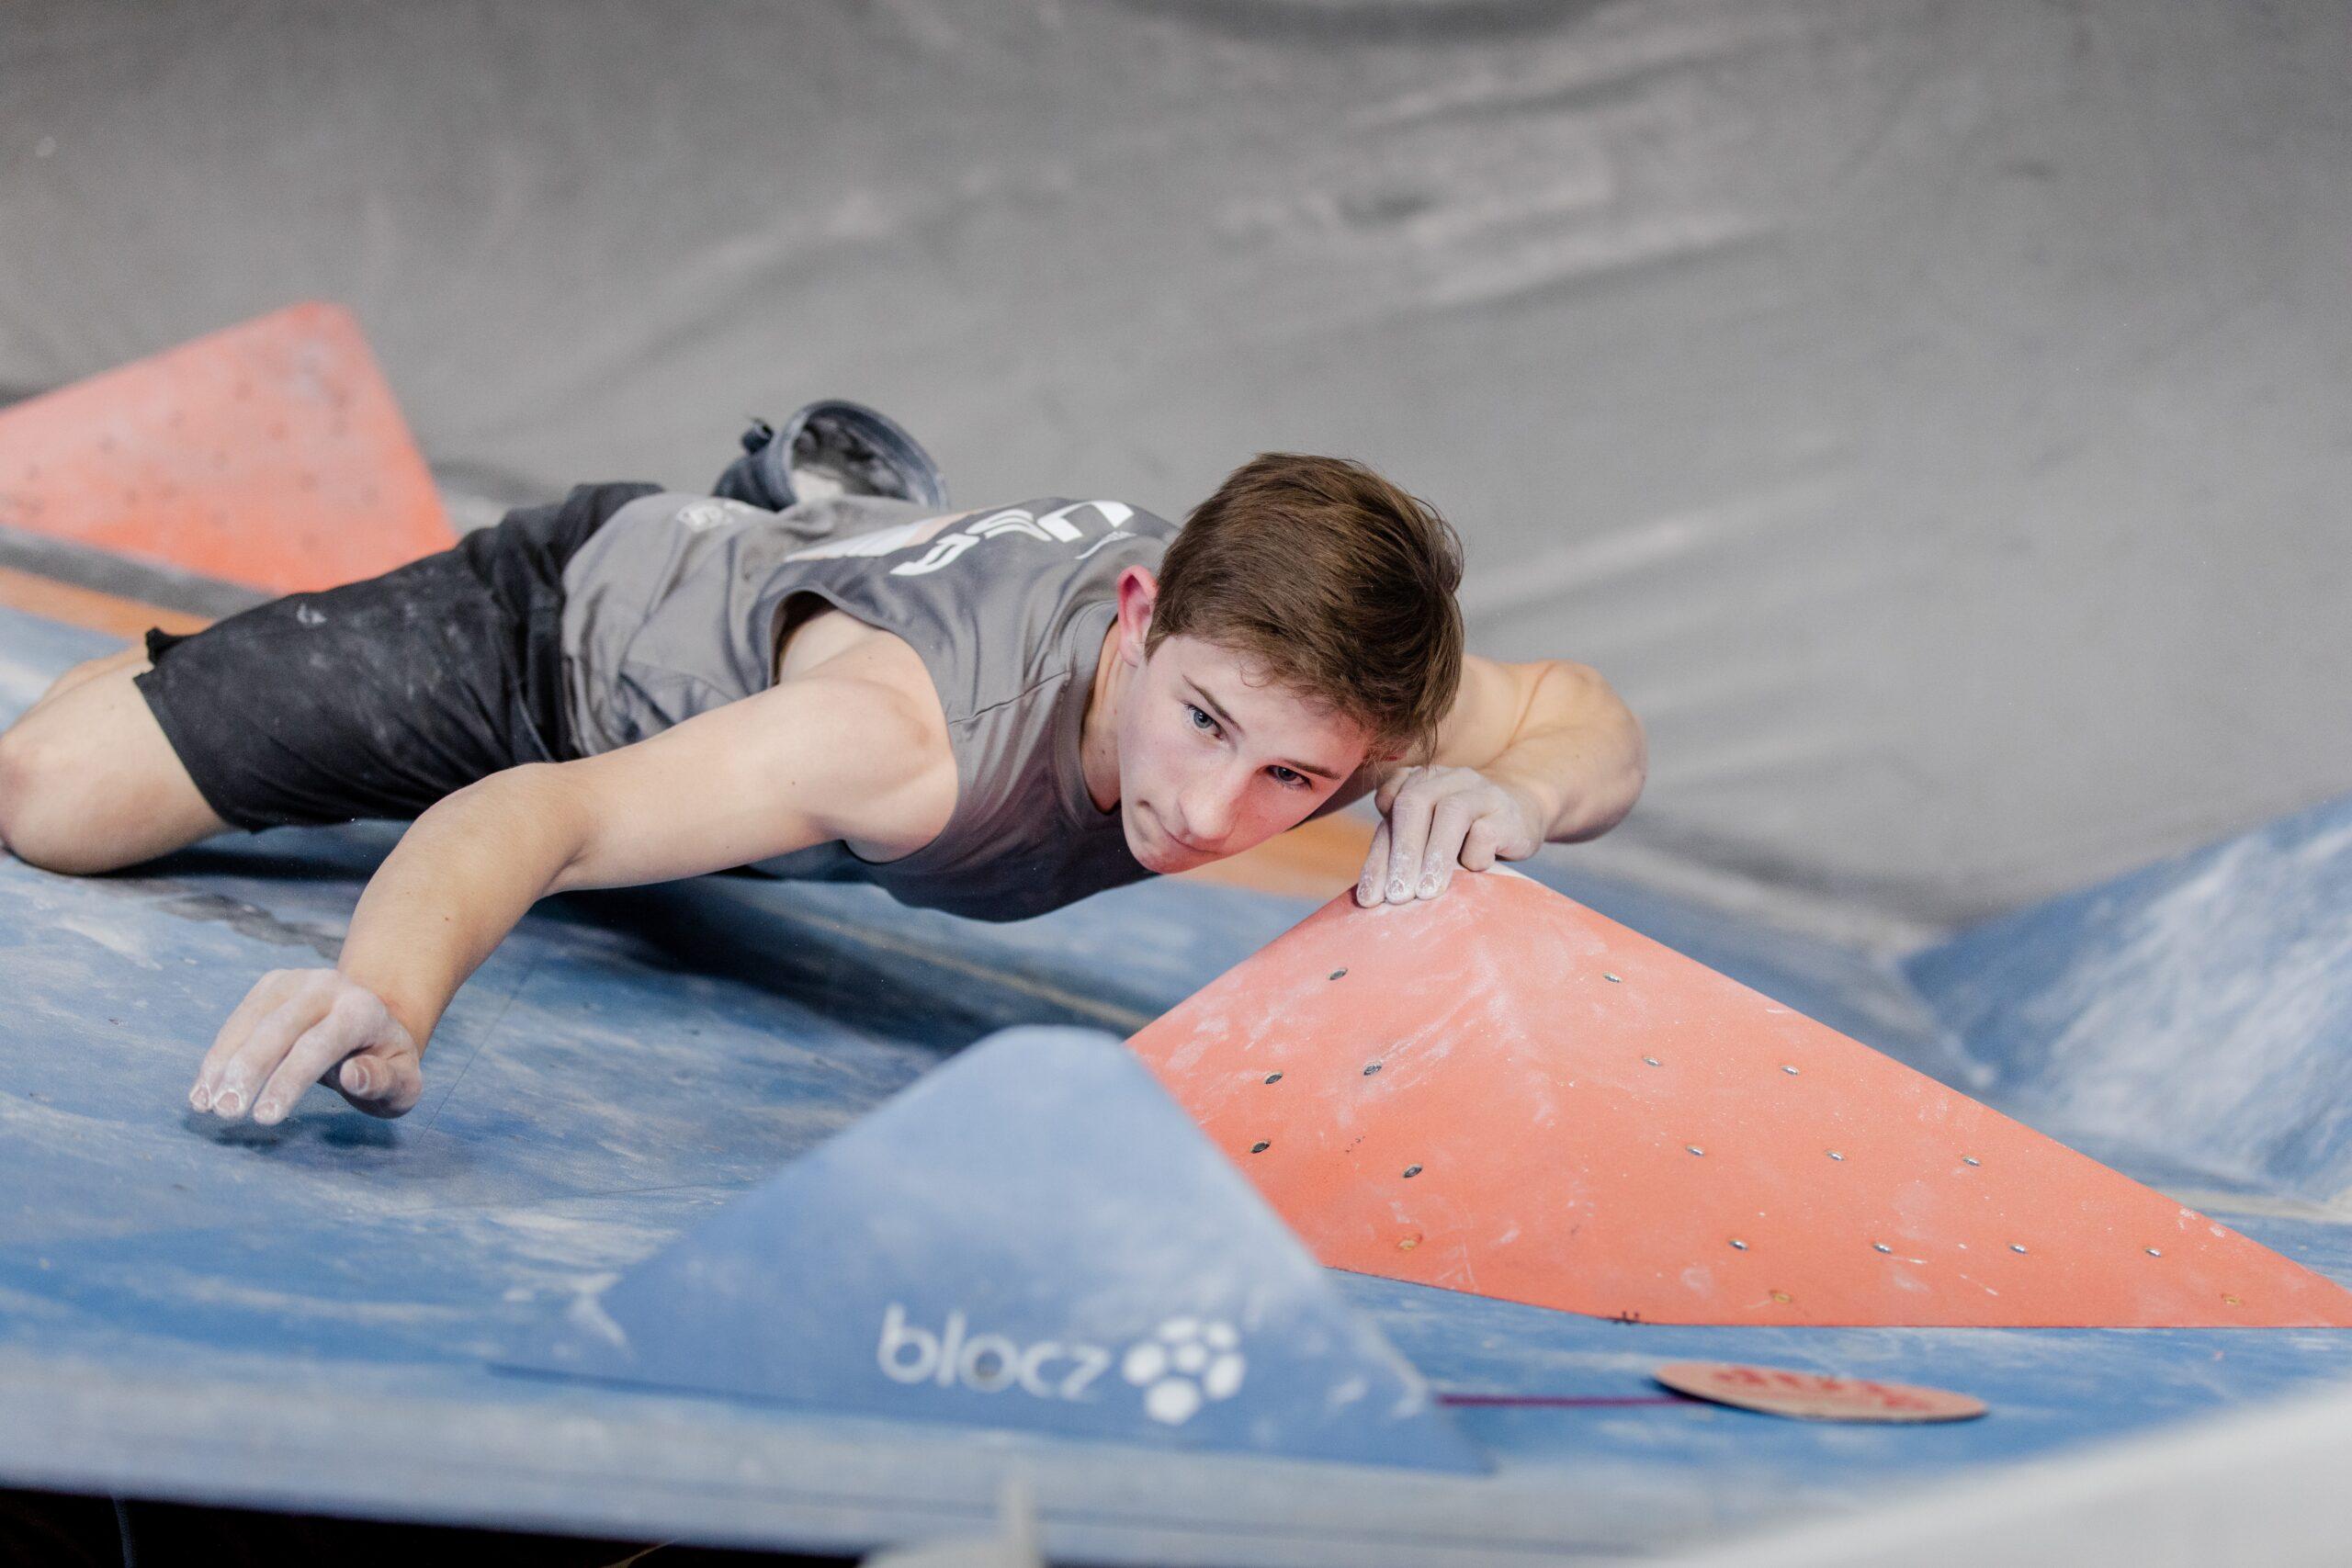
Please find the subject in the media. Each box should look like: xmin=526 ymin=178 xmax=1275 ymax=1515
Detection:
xmin=1403 ymin=1164 xmax=1423 ymax=1179
xmin=1263 ymin=1072 xmax=1283 ymax=1084
xmin=1329 ymin=968 xmax=1348 ymax=981
xmin=1363 ymin=1062 xmax=1382 ymax=1077
xmin=1250 ymin=1141 xmax=1270 ymax=1154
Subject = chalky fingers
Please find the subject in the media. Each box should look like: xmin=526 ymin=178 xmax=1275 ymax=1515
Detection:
xmin=1415 ymin=791 xmax=1482 ymax=899
xmin=1355 ymin=817 xmax=1394 ymax=906
xmin=189 ymin=968 xmax=309 ymax=1114
xmin=207 ymin=988 xmax=334 ymax=1121
xmin=1378 ymin=772 xmax=1438 ymax=902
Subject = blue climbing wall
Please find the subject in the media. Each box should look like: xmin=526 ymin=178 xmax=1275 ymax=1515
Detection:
xmin=4 ymin=602 xmax=2351 ymax=1563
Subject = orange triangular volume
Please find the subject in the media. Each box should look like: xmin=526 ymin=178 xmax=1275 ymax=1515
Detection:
xmin=0 ymin=302 xmax=452 ymax=595
xmin=1126 ymin=871 xmax=2352 ymax=1327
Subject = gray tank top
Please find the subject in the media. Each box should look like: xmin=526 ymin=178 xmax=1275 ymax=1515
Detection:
xmin=558 ymin=491 xmax=1180 ymax=920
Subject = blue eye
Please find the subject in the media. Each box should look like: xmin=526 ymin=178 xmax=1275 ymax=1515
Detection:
xmin=1271 ymin=766 xmax=1307 ymax=788
xmin=1185 ymin=704 xmax=1218 ymax=734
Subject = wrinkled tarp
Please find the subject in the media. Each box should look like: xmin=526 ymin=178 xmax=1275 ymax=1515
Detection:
xmin=4 ymin=0 xmax=2347 ymax=943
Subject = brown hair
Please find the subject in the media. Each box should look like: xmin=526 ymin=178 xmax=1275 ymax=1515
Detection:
xmin=1148 ymin=453 xmax=1464 ymax=763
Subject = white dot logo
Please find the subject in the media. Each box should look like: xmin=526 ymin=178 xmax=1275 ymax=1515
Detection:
xmin=1121 ymin=1316 xmax=1246 ymax=1425
xmin=673 ymin=498 xmax=756 ymax=533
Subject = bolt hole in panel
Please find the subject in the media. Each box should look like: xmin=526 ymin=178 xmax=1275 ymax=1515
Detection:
xmin=0 ymin=302 xmax=453 ymax=594
xmin=1126 ymin=872 xmax=2352 ymax=1326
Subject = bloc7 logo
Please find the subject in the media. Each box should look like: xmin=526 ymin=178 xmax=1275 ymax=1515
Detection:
xmin=875 ymin=1303 xmax=1248 ymax=1425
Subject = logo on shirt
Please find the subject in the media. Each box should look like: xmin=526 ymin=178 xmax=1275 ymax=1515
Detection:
xmin=671 ymin=498 xmax=761 ymax=533
xmin=888 ymin=501 xmax=1136 ymax=577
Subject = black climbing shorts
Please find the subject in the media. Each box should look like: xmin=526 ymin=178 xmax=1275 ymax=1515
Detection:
xmin=134 ymin=481 xmax=660 ymax=831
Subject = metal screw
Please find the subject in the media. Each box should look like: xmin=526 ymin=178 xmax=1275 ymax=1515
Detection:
xmin=1686 ymin=1145 xmax=1705 ymax=1156
xmin=1872 ymin=1243 xmax=1892 ymax=1254
xmin=1403 ymin=1164 xmax=1423 ymax=1179
xmin=2009 ymin=1244 xmax=2028 ymax=1254
xmin=1250 ymin=1141 xmax=1270 ymax=1154
xmin=1963 ymin=1156 xmax=1982 ymax=1168
xmin=1826 ymin=1150 xmax=1846 ymax=1161
xmin=1644 ymin=1055 xmax=1662 ymax=1066
xmin=2146 ymin=1247 xmax=2164 ymax=1258
xmin=1264 ymin=1072 xmax=1283 ymax=1084
xmin=1729 ymin=1239 xmax=1748 ymax=1250
xmin=1363 ymin=1062 xmax=1383 ymax=1077
xmin=1781 ymin=1065 xmax=1800 ymax=1076
xmin=1329 ymin=968 xmax=1348 ymax=981
xmin=1604 ymin=973 xmax=1622 ymax=983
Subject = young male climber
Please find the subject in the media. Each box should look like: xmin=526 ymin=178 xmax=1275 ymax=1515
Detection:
xmin=0 ymin=436 xmax=1645 ymax=1130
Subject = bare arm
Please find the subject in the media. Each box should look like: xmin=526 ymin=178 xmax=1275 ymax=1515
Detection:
xmin=341 ymin=671 xmax=949 ymax=1043
xmin=1435 ymin=658 xmax=1646 ymax=843
xmin=187 ymin=667 xmax=954 ymax=1123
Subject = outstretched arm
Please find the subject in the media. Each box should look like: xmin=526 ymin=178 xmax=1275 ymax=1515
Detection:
xmin=187 ymin=669 xmax=954 ymax=1124
xmin=1354 ymin=656 xmax=1645 ymax=907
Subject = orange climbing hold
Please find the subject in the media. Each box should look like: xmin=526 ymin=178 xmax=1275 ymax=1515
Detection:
xmin=1126 ymin=870 xmax=2352 ymax=1327
xmin=0 ymin=302 xmax=452 ymax=595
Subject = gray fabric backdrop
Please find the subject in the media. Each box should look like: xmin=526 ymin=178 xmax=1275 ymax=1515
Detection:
xmin=6 ymin=0 xmax=2346 ymax=946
